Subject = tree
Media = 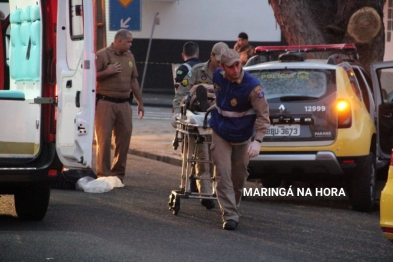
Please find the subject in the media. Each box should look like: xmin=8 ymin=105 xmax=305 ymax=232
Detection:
xmin=268 ymin=0 xmax=386 ymax=72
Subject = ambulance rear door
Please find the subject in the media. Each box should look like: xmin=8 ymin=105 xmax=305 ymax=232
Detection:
xmin=56 ymin=0 xmax=96 ymax=168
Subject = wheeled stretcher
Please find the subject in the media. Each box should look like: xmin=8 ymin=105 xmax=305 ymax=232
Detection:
xmin=168 ymin=98 xmax=216 ymax=215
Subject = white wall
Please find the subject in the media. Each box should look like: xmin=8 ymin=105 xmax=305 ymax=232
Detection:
xmin=105 ymin=0 xmax=281 ymax=44
xmin=105 ymin=1 xmax=393 ymax=62
xmin=383 ymin=1 xmax=393 ymax=61
xmin=0 ymin=3 xmax=9 ymax=17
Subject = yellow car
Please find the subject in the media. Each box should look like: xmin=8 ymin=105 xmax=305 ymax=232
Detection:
xmin=380 ymin=150 xmax=393 ymax=242
xmin=370 ymin=61 xmax=393 ymax=242
xmin=245 ymin=45 xmax=393 ymax=212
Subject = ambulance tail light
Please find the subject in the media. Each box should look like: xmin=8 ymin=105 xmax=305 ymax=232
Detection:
xmin=48 ymin=169 xmax=58 ymax=177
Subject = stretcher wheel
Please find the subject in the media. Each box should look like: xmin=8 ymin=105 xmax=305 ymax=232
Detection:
xmin=172 ymin=195 xmax=180 ymax=215
xmin=172 ymin=138 xmax=179 ymax=150
xmin=168 ymin=193 xmax=180 ymax=215
xmin=168 ymin=193 xmax=175 ymax=210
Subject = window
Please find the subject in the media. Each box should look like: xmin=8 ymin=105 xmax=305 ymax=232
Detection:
xmin=378 ymin=67 xmax=393 ymax=103
xmin=353 ymin=68 xmax=372 ymax=112
xmin=70 ymin=0 xmax=84 ymax=39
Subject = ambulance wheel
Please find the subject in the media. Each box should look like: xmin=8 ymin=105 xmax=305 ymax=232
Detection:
xmin=15 ymin=182 xmax=50 ymax=220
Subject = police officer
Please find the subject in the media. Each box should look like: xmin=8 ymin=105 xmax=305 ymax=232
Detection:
xmin=95 ymin=29 xmax=144 ymax=182
xmin=172 ymin=42 xmax=228 ymax=118
xmin=171 ymin=42 xmax=229 ymax=209
xmin=174 ymin=41 xmax=201 ymax=92
xmin=209 ymin=48 xmax=270 ymax=230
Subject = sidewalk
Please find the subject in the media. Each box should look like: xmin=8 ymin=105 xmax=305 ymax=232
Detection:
xmin=128 ymin=126 xmax=183 ymax=167
xmin=128 ymin=91 xmax=183 ymax=167
xmin=131 ymin=92 xmax=173 ymax=108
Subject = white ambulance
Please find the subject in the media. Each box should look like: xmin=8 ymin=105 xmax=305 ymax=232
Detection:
xmin=0 ymin=0 xmax=95 ymax=220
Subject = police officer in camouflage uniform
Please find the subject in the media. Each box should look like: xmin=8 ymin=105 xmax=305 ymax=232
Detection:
xmin=172 ymin=42 xmax=228 ymax=117
xmin=171 ymin=42 xmax=229 ymax=210
xmin=173 ymin=41 xmax=201 ymax=92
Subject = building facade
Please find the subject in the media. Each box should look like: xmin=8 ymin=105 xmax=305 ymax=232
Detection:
xmin=384 ymin=0 xmax=393 ymax=61
xmin=103 ymin=0 xmax=392 ymax=93
xmin=104 ymin=0 xmax=282 ymax=93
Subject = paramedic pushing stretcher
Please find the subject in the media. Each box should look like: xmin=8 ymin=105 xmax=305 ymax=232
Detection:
xmin=209 ymin=48 xmax=270 ymax=230
xmin=95 ymin=29 xmax=144 ymax=181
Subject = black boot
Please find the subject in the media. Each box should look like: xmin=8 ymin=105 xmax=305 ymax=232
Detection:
xmin=195 ymin=85 xmax=209 ymax=112
xmin=201 ymin=199 xmax=215 ymax=209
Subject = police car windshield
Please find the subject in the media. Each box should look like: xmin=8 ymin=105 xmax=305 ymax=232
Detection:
xmin=248 ymin=69 xmax=335 ymax=100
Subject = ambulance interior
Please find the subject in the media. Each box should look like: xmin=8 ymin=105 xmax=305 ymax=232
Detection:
xmin=0 ymin=0 xmax=94 ymax=169
xmin=0 ymin=0 xmax=43 ymax=159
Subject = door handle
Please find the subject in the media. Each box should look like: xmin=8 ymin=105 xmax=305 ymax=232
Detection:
xmin=75 ymin=91 xmax=80 ymax=108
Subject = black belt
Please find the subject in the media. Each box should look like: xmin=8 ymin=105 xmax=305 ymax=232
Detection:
xmin=96 ymin=94 xmax=129 ymax=103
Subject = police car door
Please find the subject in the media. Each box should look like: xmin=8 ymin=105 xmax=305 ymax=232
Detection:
xmin=371 ymin=61 xmax=393 ymax=160
xmin=56 ymin=0 xmax=95 ymax=168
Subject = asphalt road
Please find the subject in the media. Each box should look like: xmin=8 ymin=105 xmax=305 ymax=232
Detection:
xmin=0 ymin=105 xmax=392 ymax=261
xmin=1 ymin=156 xmax=392 ymax=261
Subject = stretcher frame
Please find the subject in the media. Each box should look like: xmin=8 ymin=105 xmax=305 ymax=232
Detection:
xmin=168 ymin=108 xmax=216 ymax=215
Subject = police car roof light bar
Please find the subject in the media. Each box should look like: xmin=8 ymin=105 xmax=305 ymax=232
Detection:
xmin=255 ymin=43 xmax=357 ymax=54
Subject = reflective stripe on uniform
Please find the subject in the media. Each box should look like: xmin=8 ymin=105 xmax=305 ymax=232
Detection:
xmin=216 ymin=105 xmax=256 ymax=117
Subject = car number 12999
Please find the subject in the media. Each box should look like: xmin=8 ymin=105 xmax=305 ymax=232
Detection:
xmin=266 ymin=125 xmax=300 ymax=136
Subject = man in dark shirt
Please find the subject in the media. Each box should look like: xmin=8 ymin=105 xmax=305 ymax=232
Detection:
xmin=174 ymin=41 xmax=201 ymax=91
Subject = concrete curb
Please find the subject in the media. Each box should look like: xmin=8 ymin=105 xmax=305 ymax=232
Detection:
xmin=128 ymin=148 xmax=182 ymax=167
xmin=131 ymin=101 xmax=172 ymax=108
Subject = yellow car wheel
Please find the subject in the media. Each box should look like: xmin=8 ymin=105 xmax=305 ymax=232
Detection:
xmin=348 ymin=152 xmax=376 ymax=212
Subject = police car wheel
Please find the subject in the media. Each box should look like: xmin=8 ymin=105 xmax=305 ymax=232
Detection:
xmin=348 ymin=152 xmax=376 ymax=212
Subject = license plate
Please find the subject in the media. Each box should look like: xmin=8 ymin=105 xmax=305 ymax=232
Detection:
xmin=266 ymin=125 xmax=300 ymax=136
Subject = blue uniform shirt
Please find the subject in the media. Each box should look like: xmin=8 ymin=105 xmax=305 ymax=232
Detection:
xmin=209 ymin=68 xmax=261 ymax=143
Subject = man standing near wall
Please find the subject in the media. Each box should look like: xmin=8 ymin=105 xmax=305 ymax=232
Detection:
xmin=234 ymin=32 xmax=254 ymax=66
xmin=95 ymin=29 xmax=144 ymax=182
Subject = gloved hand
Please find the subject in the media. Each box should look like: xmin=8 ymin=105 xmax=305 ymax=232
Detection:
xmin=248 ymin=140 xmax=261 ymax=158
xmin=171 ymin=113 xmax=180 ymax=128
